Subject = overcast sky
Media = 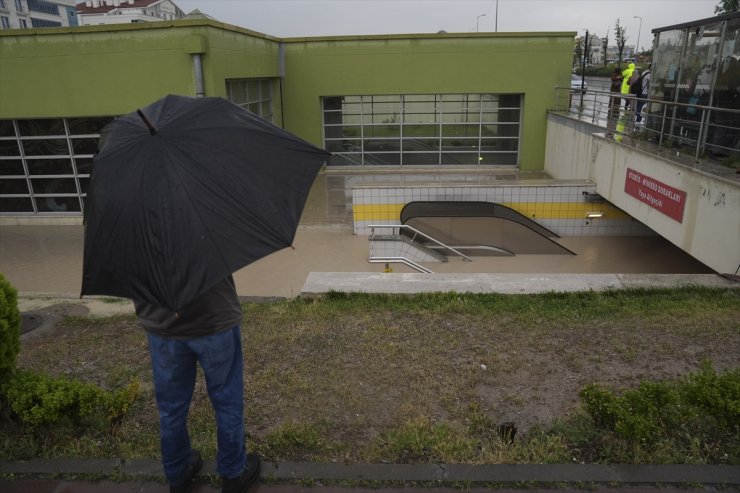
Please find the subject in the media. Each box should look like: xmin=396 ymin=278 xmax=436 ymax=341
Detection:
xmin=175 ymin=0 xmax=717 ymax=50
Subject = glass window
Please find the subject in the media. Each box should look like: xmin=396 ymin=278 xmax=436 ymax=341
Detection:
xmin=31 ymin=177 xmax=77 ymax=195
xmin=17 ymin=119 xmax=65 ymax=136
xmin=26 ymin=158 xmax=73 ymax=175
xmin=0 ymin=197 xmax=33 ymax=213
xmin=0 ymin=115 xmax=111 ymax=215
xmin=71 ymin=138 xmax=98 ymax=155
xmin=36 ymin=196 xmax=81 ymax=213
xmin=225 ymin=78 xmax=273 ymax=121
xmin=0 ymin=121 xmax=15 ymax=137
xmin=0 ymin=139 xmax=19 ymax=156
xmin=0 ymin=178 xmax=29 ymax=194
xmin=0 ymin=159 xmax=25 ymax=175
xmin=322 ymin=93 xmax=521 ymax=166
xmin=22 ymin=138 xmax=70 ymax=156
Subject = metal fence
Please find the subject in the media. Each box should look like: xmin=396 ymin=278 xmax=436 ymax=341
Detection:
xmin=555 ymin=85 xmax=740 ymax=181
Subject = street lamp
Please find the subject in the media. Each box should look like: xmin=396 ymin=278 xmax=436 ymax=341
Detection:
xmin=495 ymin=0 xmax=499 ymax=32
xmin=476 ymin=13 xmax=486 ymax=32
xmin=633 ymin=16 xmax=643 ymax=59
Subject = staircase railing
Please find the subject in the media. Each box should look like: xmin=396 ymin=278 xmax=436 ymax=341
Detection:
xmin=368 ymin=224 xmax=473 ymax=273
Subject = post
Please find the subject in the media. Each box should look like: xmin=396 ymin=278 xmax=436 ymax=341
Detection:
xmin=495 ymin=0 xmax=499 ymax=32
xmin=580 ymin=30 xmax=588 ymax=109
xmin=633 ymin=16 xmax=642 ymax=59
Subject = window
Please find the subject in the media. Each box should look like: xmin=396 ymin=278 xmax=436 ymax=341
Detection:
xmin=225 ymin=79 xmax=273 ymax=121
xmin=27 ymin=0 xmax=59 ymax=15
xmin=0 ymin=116 xmax=114 ymax=214
xmin=0 ymin=1 xmax=6 ymax=10
xmin=0 ymin=16 xmax=9 ymax=28
xmin=30 ymin=17 xmax=61 ymax=27
xmin=19 ymin=18 xmax=26 ymax=27
xmin=14 ymin=0 xmax=22 ymax=11
xmin=322 ymin=94 xmax=522 ymax=166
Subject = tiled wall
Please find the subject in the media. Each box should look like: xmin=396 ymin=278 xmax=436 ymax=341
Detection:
xmin=352 ymin=184 xmax=654 ymax=237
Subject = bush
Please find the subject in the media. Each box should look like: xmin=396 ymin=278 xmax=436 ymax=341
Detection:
xmin=0 ymin=369 xmax=140 ymax=429
xmin=578 ymin=362 xmax=740 ymax=462
xmin=0 ymin=273 xmax=21 ymax=382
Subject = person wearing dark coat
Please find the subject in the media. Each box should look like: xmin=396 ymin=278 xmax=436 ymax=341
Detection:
xmin=136 ymin=275 xmax=261 ymax=493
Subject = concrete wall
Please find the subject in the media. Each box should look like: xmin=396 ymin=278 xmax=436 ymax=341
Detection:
xmin=281 ymin=32 xmax=575 ymax=168
xmin=1 ymin=21 xmax=574 ymax=165
xmin=0 ymin=20 xmax=281 ymax=119
xmin=544 ymin=113 xmax=740 ymax=274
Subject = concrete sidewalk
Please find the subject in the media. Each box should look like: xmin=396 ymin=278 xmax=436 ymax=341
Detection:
xmin=1 ymin=458 xmax=738 ymax=491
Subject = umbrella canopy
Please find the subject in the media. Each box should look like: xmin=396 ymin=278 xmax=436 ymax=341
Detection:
xmin=82 ymin=94 xmax=329 ymax=311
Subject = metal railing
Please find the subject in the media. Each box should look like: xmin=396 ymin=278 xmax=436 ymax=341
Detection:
xmin=368 ymin=224 xmax=473 ymax=273
xmin=556 ymin=86 xmax=740 ymax=180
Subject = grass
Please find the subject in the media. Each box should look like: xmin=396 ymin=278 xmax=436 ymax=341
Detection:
xmin=2 ymin=287 xmax=738 ymax=465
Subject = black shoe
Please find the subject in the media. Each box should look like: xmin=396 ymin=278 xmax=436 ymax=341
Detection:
xmin=170 ymin=449 xmax=203 ymax=493
xmin=222 ymin=453 xmax=261 ymax=493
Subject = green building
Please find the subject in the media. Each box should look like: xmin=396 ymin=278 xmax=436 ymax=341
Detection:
xmin=0 ymin=18 xmax=575 ymax=216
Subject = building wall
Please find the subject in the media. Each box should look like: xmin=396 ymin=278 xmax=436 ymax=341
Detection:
xmin=1 ymin=21 xmax=573 ymax=158
xmin=0 ymin=21 xmax=281 ymax=119
xmin=544 ymin=113 xmax=740 ymax=274
xmin=281 ymin=32 xmax=575 ymax=169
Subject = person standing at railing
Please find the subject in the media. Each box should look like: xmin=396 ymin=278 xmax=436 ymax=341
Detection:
xmin=621 ymin=62 xmax=637 ymax=111
xmin=635 ymin=64 xmax=652 ymax=124
xmin=608 ymin=68 xmax=622 ymax=133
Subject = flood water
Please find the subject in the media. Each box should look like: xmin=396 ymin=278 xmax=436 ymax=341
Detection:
xmin=0 ymin=224 xmax=713 ymax=299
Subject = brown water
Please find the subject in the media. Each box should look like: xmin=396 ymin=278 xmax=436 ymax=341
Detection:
xmin=0 ymin=225 xmax=712 ymax=299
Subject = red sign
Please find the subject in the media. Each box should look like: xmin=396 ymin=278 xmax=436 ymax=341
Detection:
xmin=624 ymin=168 xmax=687 ymax=223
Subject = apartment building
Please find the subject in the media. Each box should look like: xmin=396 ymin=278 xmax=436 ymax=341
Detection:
xmin=0 ymin=0 xmax=77 ymax=29
xmin=76 ymin=0 xmax=184 ymax=25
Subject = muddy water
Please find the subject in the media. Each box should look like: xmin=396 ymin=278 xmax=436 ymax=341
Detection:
xmin=0 ymin=225 xmax=712 ymax=299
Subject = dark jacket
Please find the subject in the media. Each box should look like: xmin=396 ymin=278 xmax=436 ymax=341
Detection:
xmin=135 ymin=276 xmax=242 ymax=339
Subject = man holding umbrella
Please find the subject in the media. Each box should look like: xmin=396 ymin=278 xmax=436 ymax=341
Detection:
xmin=135 ymin=275 xmax=256 ymax=493
xmin=82 ymin=95 xmax=329 ymax=493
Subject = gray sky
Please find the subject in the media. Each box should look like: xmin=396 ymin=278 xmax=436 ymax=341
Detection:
xmin=175 ymin=0 xmax=717 ymax=50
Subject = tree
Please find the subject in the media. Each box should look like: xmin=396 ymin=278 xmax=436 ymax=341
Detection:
xmin=615 ymin=19 xmax=627 ymax=67
xmin=715 ymin=0 xmax=739 ymax=14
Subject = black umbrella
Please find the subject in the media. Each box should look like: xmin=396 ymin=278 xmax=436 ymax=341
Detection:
xmin=81 ymin=94 xmax=329 ymax=311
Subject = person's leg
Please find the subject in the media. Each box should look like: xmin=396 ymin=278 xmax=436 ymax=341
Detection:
xmin=636 ymin=98 xmax=646 ymax=122
xmin=148 ymin=333 xmax=199 ymax=485
xmin=193 ymin=325 xmax=247 ymax=479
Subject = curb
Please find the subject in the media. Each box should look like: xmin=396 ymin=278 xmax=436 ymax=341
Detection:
xmin=1 ymin=459 xmax=739 ymax=485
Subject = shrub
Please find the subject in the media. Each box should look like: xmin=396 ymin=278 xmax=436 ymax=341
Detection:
xmin=0 ymin=273 xmax=21 ymax=381
xmin=578 ymin=362 xmax=740 ymax=462
xmin=1 ymin=369 xmax=139 ymax=429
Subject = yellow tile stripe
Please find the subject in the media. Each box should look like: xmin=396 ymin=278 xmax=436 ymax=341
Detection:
xmin=353 ymin=202 xmax=629 ymax=221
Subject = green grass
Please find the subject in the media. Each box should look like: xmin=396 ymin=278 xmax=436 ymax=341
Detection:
xmin=2 ymin=287 xmax=738 ymax=465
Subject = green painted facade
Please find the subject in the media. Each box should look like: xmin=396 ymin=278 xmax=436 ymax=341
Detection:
xmin=0 ymin=19 xmax=575 ymax=171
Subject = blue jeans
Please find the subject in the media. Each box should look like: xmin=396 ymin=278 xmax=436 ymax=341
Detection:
xmin=147 ymin=325 xmax=247 ymax=484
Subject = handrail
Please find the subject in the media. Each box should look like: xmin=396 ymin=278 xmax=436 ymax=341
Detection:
xmin=554 ymin=84 xmax=740 ymax=178
xmin=368 ymin=257 xmax=434 ymax=274
xmin=368 ymin=224 xmax=474 ymax=262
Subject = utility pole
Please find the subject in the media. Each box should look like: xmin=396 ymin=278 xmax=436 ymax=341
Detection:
xmin=580 ymin=30 xmax=588 ymax=108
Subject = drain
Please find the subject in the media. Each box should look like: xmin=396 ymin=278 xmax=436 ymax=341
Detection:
xmin=21 ymin=313 xmax=45 ymax=334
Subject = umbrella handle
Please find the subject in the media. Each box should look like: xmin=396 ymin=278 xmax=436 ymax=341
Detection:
xmin=137 ymin=110 xmax=157 ymax=136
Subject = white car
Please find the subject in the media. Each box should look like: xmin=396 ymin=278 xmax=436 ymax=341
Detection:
xmin=571 ymin=74 xmax=587 ymax=92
